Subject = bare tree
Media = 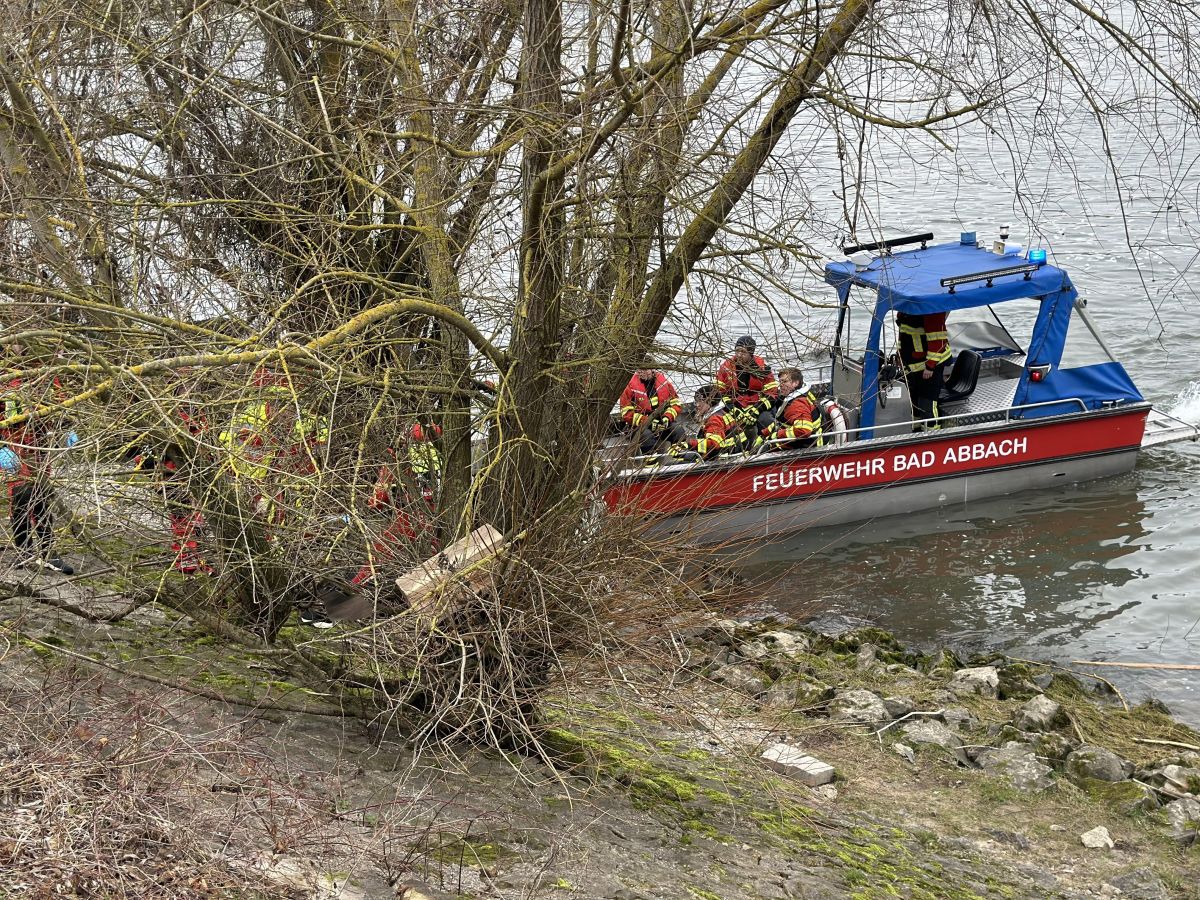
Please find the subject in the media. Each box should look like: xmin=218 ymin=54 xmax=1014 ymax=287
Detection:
xmin=1 ymin=0 xmax=1198 ymax=741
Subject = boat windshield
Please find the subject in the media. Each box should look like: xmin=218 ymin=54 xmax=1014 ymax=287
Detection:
xmin=948 ymin=304 xmax=1024 ymax=358
xmin=837 ymin=290 xmax=1027 ymax=363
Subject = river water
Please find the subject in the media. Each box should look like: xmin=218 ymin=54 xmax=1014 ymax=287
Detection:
xmin=720 ymin=92 xmax=1200 ymax=725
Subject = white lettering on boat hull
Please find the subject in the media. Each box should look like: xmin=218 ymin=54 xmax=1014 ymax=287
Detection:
xmin=749 ymin=436 xmax=1030 ymax=494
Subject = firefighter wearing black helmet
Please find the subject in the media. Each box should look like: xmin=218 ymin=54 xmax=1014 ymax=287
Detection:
xmin=716 ymin=335 xmax=779 ymax=435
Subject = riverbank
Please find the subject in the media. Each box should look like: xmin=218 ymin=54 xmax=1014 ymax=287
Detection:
xmin=1 ymin=584 xmax=1198 ymax=898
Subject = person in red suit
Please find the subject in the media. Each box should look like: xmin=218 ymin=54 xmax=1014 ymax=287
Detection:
xmin=619 ymin=364 xmax=686 ymax=454
xmin=680 ymin=384 xmax=748 ymax=461
xmin=350 ymin=423 xmax=442 ymax=588
xmin=766 ymin=367 xmax=823 ymax=450
xmin=715 ymin=336 xmax=779 ymax=436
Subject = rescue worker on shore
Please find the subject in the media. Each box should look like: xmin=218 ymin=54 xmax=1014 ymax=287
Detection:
xmin=0 ymin=341 xmax=75 ymax=574
xmin=218 ymin=368 xmax=327 ymax=527
xmin=155 ymin=404 xmax=212 ymax=576
xmin=896 ymin=310 xmax=951 ymax=431
xmin=765 ymin=367 xmax=824 ymax=451
xmin=619 ymin=363 xmax=686 ymax=454
xmin=716 ymin=335 xmax=779 ymax=436
xmin=350 ymin=422 xmax=442 ymax=587
xmin=677 ymin=384 xmax=748 ymax=462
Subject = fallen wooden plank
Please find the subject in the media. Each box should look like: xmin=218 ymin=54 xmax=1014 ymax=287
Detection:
xmin=395 ymin=523 xmax=505 ymax=617
xmin=1070 ymin=660 xmax=1200 ymax=671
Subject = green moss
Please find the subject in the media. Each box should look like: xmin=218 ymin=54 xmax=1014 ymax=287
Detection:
xmin=752 ymin=806 xmax=820 ymax=844
xmin=540 ymin=726 xmax=698 ymax=807
xmin=681 ymin=819 xmax=727 ymax=845
xmin=1075 ymin=777 xmax=1156 ymax=813
xmin=196 ymin=671 xmax=253 ymax=694
xmin=428 ymin=838 xmax=508 ymax=866
xmin=630 ymin=771 xmax=697 ymax=805
xmin=20 ymin=637 xmax=55 ymax=659
xmin=685 ymin=887 xmax=721 ymax=900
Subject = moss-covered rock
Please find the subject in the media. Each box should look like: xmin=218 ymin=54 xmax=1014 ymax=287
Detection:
xmin=1075 ymin=777 xmax=1160 ymax=815
xmin=1030 ymin=731 xmax=1076 ymax=762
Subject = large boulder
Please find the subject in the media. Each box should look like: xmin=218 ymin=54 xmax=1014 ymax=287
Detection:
xmin=949 ymin=666 xmax=999 ymax=699
xmin=737 ymin=640 xmax=770 ymax=661
xmin=829 ymin=689 xmax=889 ymax=727
xmin=761 ymin=674 xmax=834 ymax=711
xmin=1163 ymin=797 xmax=1200 ymax=846
xmin=1106 ymin=867 xmax=1170 ymax=900
xmin=1065 ymin=745 xmax=1132 ymax=783
xmin=901 ymin=720 xmax=970 ymax=766
xmin=856 ymin=643 xmax=881 ymax=670
xmin=759 ymin=630 xmax=810 ymax=659
xmin=711 ymin=663 xmax=769 ymax=698
xmin=1076 ymin=777 xmax=1160 ymax=816
xmin=1159 ymin=765 xmax=1200 ymax=796
xmin=1080 ymin=825 xmax=1114 ymax=849
xmin=940 ymin=707 xmax=979 ymax=732
xmin=1012 ymin=695 xmax=1064 ymax=733
xmin=976 ymin=743 xmax=1055 ymax=792
xmin=1030 ymin=731 xmax=1076 ymax=762
xmin=882 ymin=696 xmax=915 ymax=721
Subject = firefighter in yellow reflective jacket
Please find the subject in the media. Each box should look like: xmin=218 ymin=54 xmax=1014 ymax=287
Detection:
xmin=675 ymin=384 xmax=749 ymax=461
xmin=218 ymin=370 xmax=328 ymax=519
xmin=897 ymin=311 xmax=951 ymax=431
xmin=766 ymin=367 xmax=824 ymax=450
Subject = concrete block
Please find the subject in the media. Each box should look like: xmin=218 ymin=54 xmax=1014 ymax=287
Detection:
xmin=762 ymin=743 xmax=835 ymax=786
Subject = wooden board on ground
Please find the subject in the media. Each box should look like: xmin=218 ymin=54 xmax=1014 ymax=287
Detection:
xmin=395 ymin=523 xmax=505 ymax=618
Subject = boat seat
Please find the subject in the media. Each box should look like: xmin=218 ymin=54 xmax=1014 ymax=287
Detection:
xmin=938 ymin=349 xmax=982 ymax=404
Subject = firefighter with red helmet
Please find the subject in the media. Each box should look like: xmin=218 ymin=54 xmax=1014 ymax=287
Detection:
xmin=715 ymin=336 xmax=779 ymax=435
xmin=897 ymin=311 xmax=951 ymax=430
xmin=619 ymin=364 xmax=686 ymax=453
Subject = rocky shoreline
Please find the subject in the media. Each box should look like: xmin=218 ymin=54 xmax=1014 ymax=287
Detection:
xmin=691 ymin=617 xmax=1200 ymax=848
xmin=2 ymin=589 xmax=1199 ymax=899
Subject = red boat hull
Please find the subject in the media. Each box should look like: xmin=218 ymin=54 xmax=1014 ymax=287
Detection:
xmin=602 ymin=405 xmax=1150 ymax=540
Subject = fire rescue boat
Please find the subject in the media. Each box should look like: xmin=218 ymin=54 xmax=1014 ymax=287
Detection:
xmin=603 ymin=232 xmax=1199 ymax=542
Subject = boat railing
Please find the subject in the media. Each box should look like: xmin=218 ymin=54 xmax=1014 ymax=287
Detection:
xmin=614 ymin=395 xmax=1104 ymax=471
xmin=839 ymin=396 xmax=1092 ymax=444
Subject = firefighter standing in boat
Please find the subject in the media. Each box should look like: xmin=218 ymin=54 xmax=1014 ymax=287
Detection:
xmin=716 ymin=336 xmax=779 ymax=436
xmin=896 ymin=311 xmax=951 ymax=431
xmin=765 ymin=367 xmax=823 ymax=450
xmin=619 ymin=364 xmax=686 ymax=454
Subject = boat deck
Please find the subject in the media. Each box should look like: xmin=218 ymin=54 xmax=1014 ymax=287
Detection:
xmin=866 ymin=372 xmax=1020 ymax=439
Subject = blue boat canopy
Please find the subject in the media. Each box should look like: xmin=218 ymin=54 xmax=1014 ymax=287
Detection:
xmin=824 ymin=238 xmax=1143 ymax=437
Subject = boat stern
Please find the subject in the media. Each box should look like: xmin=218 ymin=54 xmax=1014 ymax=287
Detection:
xmin=1141 ymin=407 xmax=1200 ymax=449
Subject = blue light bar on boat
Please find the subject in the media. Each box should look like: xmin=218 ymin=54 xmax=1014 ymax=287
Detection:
xmin=939 ymin=262 xmax=1040 ymax=294
xmin=1028 ymin=248 xmax=1047 ymax=264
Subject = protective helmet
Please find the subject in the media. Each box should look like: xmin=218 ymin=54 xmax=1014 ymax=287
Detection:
xmin=410 ymin=422 xmax=443 ymax=442
xmin=694 ymin=384 xmax=722 ymax=405
xmin=734 ymin=335 xmax=756 ymax=351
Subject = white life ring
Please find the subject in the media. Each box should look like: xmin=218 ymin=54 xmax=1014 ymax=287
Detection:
xmin=821 ymin=399 xmax=848 ymax=446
